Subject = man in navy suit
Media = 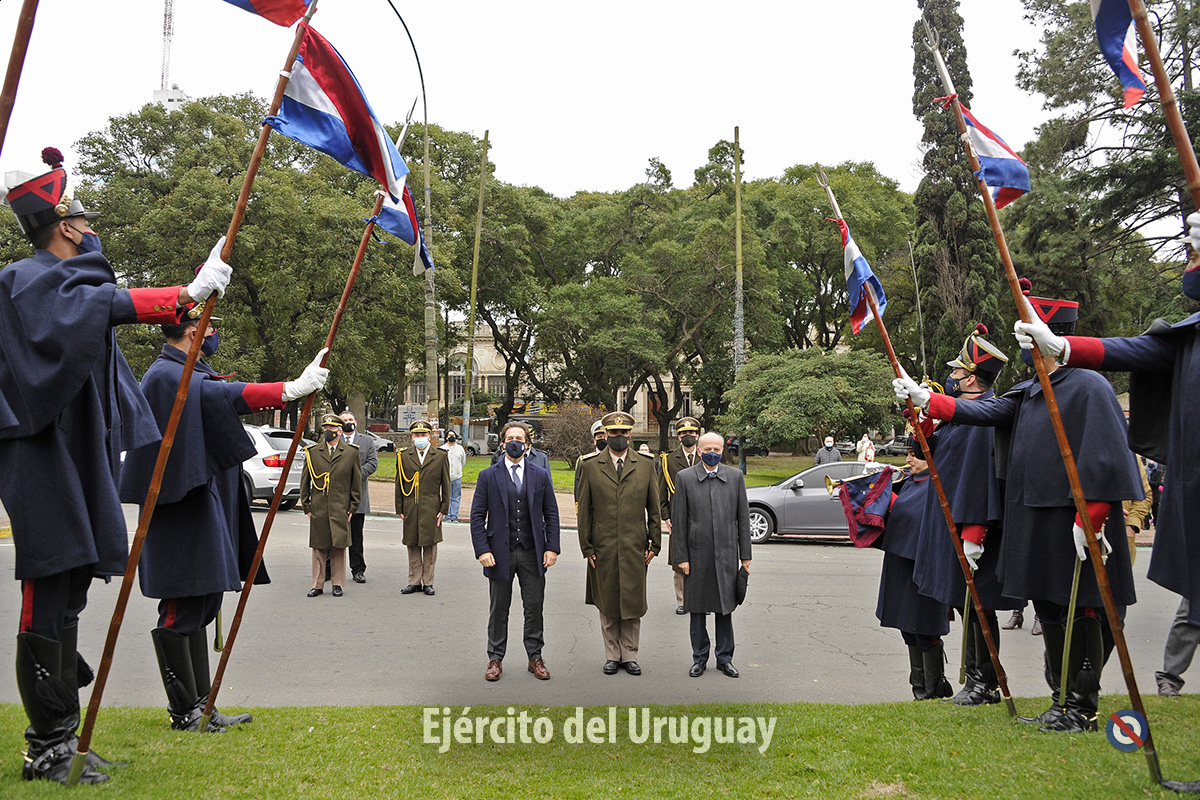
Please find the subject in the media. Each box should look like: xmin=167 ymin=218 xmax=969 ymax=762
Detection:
xmin=470 ymin=421 xmax=561 ymax=681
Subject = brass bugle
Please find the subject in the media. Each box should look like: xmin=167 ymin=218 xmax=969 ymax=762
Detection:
xmin=825 ymin=467 xmax=911 ymax=496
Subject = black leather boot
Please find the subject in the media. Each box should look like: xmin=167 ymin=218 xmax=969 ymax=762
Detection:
xmin=1041 ymin=614 xmax=1103 ymax=733
xmin=188 ymin=630 xmax=251 ymax=728
xmin=907 ymin=645 xmax=927 ymax=700
xmin=1019 ymin=622 xmax=1065 ymax=725
xmin=152 ymin=628 xmax=224 ymax=733
xmin=16 ymin=632 xmax=107 ymax=784
xmin=955 ymin=613 xmax=1000 ymax=705
xmin=945 ymin=612 xmax=976 ymax=703
xmin=60 ymin=624 xmax=124 ymax=770
xmin=922 ymin=642 xmax=954 ymax=700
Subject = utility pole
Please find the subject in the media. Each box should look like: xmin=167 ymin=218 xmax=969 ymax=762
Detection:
xmin=462 ymin=130 xmax=488 ymax=444
xmin=733 ymin=126 xmax=746 ymax=474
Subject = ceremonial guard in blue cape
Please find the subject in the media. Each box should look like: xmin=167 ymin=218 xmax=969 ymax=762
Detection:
xmin=1011 ymin=217 xmax=1200 ymax=648
xmin=119 ymin=303 xmax=328 ymax=731
xmin=657 ymin=416 xmax=702 ymax=615
xmin=0 ymin=150 xmax=231 ymax=783
xmin=871 ymin=437 xmax=953 ymax=700
xmin=895 ymin=286 xmax=1144 ymax=733
xmin=913 ymin=326 xmax=1022 ymax=706
xmin=395 ymin=419 xmax=450 ymax=595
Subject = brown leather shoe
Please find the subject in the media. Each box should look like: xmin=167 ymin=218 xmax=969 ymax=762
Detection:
xmin=528 ymin=658 xmax=550 ymax=680
xmin=485 ymin=659 xmax=502 ymax=681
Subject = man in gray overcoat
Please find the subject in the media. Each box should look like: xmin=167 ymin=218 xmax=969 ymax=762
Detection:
xmin=671 ymin=431 xmax=752 ymax=678
xmin=301 ymin=414 xmax=362 ymax=598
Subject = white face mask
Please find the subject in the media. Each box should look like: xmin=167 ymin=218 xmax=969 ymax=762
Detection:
xmin=413 ymin=436 xmax=430 ymax=450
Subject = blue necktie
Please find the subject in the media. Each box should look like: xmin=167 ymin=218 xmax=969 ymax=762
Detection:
xmin=512 ymin=464 xmax=522 ymax=492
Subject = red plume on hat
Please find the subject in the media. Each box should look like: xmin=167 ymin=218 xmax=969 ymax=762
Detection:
xmin=41 ymin=147 xmax=64 ymax=169
xmin=1018 ymin=277 xmax=1033 ymax=296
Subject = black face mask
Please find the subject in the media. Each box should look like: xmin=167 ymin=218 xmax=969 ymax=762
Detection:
xmin=323 ymin=429 xmax=339 ymax=443
xmin=342 ymin=422 xmax=355 ymax=433
xmin=595 ymin=438 xmax=608 ymax=451
xmin=607 ymin=434 xmax=629 ymax=453
xmin=680 ymin=434 xmax=698 ymax=448
xmin=1184 ymin=267 xmax=1200 ymax=301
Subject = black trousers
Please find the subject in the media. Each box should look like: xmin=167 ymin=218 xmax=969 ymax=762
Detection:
xmin=156 ymin=593 xmax=222 ymax=636
xmin=348 ymin=512 xmax=366 ymax=574
xmin=690 ymin=611 xmax=734 ymax=666
xmin=486 ymin=542 xmax=545 ymax=661
xmin=19 ymin=566 xmax=91 ymax=639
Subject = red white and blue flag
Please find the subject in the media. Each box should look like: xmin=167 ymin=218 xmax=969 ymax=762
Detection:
xmin=1089 ymin=0 xmax=1146 ymax=108
xmin=220 ymin=0 xmax=310 ymax=26
xmin=377 ymin=184 xmax=435 ymax=273
xmin=832 ymin=218 xmax=885 ymax=335
xmin=961 ymin=105 xmax=1031 ymax=210
xmin=266 ymin=26 xmax=409 ymax=201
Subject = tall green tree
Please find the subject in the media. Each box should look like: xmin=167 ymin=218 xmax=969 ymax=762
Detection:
xmin=911 ymin=0 xmax=1007 ymax=376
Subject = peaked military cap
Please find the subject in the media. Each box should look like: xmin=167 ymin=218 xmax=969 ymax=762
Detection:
xmin=675 ymin=417 xmax=701 ymax=434
xmin=947 ymin=323 xmax=1009 ymax=382
xmin=590 ymin=420 xmax=605 ymax=436
xmin=601 ymin=411 xmax=635 ymax=432
xmin=321 ymin=413 xmax=343 ymax=427
xmin=409 ymin=419 xmax=434 ymax=434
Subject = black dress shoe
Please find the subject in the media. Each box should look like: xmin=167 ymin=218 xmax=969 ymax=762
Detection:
xmin=623 ymin=661 xmax=642 ymax=676
xmin=689 ymin=663 xmax=706 ymax=678
xmin=331 ymin=585 xmax=343 ymax=597
xmin=676 ymin=606 xmax=687 ymax=615
xmin=400 ymin=584 xmax=422 ymax=594
xmin=423 ymin=585 xmax=436 ymax=596
xmin=352 ymin=571 xmax=366 ymax=584
xmin=717 ymin=662 xmax=740 ymax=678
xmin=603 ymin=660 xmax=620 ymax=675
xmin=306 ymin=588 xmax=322 ymax=598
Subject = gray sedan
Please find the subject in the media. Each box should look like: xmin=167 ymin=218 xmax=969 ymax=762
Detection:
xmin=746 ymin=460 xmax=876 ymax=544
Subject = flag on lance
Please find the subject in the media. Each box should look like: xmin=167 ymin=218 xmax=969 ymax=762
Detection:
xmin=265 ymin=26 xmax=409 ymax=201
xmin=220 ymin=0 xmax=310 ymax=26
xmin=376 ymin=184 xmax=435 ymax=273
xmin=961 ymin=105 xmax=1031 ymax=210
xmin=1089 ymin=0 xmax=1146 ymax=108
xmin=832 ymin=218 xmax=885 ymax=335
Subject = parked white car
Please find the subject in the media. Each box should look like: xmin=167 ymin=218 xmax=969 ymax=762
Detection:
xmin=241 ymin=424 xmax=310 ymax=511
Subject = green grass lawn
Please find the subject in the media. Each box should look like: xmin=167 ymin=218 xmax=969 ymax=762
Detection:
xmin=371 ymin=454 xmax=908 ymax=492
xmin=3 ymin=698 xmax=1197 ymax=798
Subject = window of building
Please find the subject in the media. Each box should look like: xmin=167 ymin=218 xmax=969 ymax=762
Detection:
xmin=681 ymin=391 xmax=692 ymax=417
xmin=487 ymin=376 xmax=506 ymax=395
xmin=451 ymin=375 xmax=466 ymax=402
xmin=408 ymin=382 xmax=426 ymax=405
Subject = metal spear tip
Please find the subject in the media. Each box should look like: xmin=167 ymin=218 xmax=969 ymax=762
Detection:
xmin=406 ymin=96 xmax=418 ymax=125
xmin=815 ymin=164 xmax=830 ymax=188
xmin=921 ymin=13 xmax=939 ymax=50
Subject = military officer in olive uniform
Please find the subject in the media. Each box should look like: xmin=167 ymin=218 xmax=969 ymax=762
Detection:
xmin=577 ymin=411 xmax=662 ymax=675
xmin=657 ymin=417 xmax=702 ymax=615
xmin=301 ymin=414 xmax=362 ymax=598
xmin=395 ymin=419 xmax=451 ymax=595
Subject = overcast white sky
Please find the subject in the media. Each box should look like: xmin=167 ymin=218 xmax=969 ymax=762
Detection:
xmin=0 ymin=1 xmax=1050 ymax=196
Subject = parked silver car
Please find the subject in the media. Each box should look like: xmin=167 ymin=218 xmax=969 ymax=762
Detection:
xmin=746 ymin=460 xmax=876 ymax=544
xmin=241 ymin=424 xmax=310 ymax=511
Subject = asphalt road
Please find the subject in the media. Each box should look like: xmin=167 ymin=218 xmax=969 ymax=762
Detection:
xmin=0 ymin=506 xmax=1187 ymax=710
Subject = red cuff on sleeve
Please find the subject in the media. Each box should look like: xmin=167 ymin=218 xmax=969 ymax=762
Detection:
xmin=242 ymin=382 xmax=286 ymax=412
xmin=1074 ymin=501 xmax=1111 ymax=533
xmin=961 ymin=523 xmax=987 ymax=546
xmin=1063 ymin=336 xmax=1105 ymax=369
xmin=926 ymin=392 xmax=957 ymax=421
xmin=128 ymin=286 xmax=185 ymax=323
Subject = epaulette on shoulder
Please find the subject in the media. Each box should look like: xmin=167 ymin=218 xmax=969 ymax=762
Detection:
xmin=579 ymin=450 xmax=601 ymax=460
xmin=346 ymin=442 xmax=360 ymax=450
xmin=399 ymin=447 xmax=409 ymax=452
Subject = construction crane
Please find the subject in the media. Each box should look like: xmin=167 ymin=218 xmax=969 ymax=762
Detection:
xmin=160 ymin=0 xmax=174 ymax=90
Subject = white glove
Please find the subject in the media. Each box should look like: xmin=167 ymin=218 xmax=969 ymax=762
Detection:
xmin=186 ymin=237 xmax=232 ymax=302
xmin=1013 ymin=295 xmax=1066 ymax=359
xmin=1186 ymin=211 xmax=1200 ymax=251
xmin=892 ymin=371 xmax=931 ymax=410
xmin=282 ymin=348 xmax=330 ymax=402
xmin=963 ymin=540 xmax=984 ymax=571
xmin=1072 ymin=520 xmax=1112 ymax=564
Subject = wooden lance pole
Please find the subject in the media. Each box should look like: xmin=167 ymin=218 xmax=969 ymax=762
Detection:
xmin=816 ymin=166 xmax=1017 ymax=717
xmin=1125 ymin=0 xmax=1200 ymax=262
xmin=0 ymin=0 xmax=38 ymax=157
xmin=922 ymin=16 xmax=1161 ymax=784
xmin=199 ymin=108 xmax=420 ymax=730
xmin=67 ymin=3 xmax=320 ymax=784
